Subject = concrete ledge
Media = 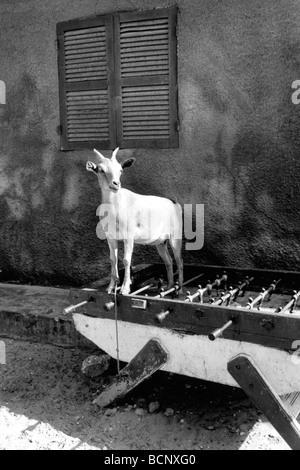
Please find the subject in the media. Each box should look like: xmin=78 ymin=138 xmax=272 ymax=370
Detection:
xmin=0 ymin=283 xmax=97 ymax=350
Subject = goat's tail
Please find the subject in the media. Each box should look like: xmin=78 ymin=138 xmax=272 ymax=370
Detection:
xmin=169 ymin=195 xmax=178 ymax=205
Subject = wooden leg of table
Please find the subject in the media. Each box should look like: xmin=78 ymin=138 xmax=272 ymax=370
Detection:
xmin=228 ymin=354 xmax=300 ymax=450
xmin=94 ymin=338 xmax=168 ymax=408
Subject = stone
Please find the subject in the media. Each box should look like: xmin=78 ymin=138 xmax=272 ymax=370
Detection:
xmin=81 ymin=354 xmax=111 ymax=378
xmin=149 ymin=401 xmax=160 ymax=413
xmin=135 ymin=408 xmax=146 ymax=417
xmin=164 ymin=408 xmax=175 ymax=417
xmin=239 ymin=423 xmax=249 ymax=433
xmin=104 ymin=408 xmax=117 ymax=417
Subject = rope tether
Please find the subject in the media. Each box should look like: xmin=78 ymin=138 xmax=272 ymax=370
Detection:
xmin=114 ymin=283 xmax=120 ymax=375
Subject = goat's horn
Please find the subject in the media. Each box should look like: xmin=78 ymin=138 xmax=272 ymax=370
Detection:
xmin=111 ymin=147 xmax=120 ymax=161
xmin=93 ymin=148 xmax=105 ymax=161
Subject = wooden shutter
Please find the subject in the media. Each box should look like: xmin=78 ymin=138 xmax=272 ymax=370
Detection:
xmin=114 ymin=7 xmax=178 ymax=148
xmin=57 ymin=15 xmax=116 ymax=150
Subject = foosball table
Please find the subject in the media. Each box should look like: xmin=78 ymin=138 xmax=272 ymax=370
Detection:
xmin=64 ymin=263 xmax=300 ymax=450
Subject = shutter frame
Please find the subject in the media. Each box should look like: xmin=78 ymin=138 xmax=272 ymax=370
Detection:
xmin=57 ymin=7 xmax=178 ymax=150
xmin=57 ymin=15 xmax=116 ymax=150
xmin=168 ymin=5 xmax=179 ymax=148
xmin=114 ymin=6 xmax=179 ymax=149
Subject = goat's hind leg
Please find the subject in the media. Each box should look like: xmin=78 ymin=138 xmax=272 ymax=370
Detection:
xmin=156 ymin=241 xmax=174 ymax=289
xmin=107 ymin=238 xmax=119 ymax=294
xmin=170 ymin=237 xmax=183 ymax=293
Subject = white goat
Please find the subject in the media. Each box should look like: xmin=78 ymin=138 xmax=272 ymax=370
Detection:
xmin=86 ymin=147 xmax=183 ymax=295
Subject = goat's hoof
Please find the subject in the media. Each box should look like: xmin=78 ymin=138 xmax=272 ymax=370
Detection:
xmin=120 ymin=287 xmax=130 ymax=295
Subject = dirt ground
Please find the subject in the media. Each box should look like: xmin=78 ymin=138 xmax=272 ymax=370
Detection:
xmin=0 ymin=338 xmax=291 ymax=450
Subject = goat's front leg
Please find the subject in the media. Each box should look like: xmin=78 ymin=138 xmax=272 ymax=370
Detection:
xmin=121 ymin=239 xmax=134 ymax=295
xmin=107 ymin=238 xmax=119 ymax=294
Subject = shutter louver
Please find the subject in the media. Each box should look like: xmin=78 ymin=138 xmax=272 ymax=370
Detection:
xmin=120 ymin=18 xmax=169 ymax=78
xmin=66 ymin=90 xmax=109 ymax=142
xmin=57 ymin=16 xmax=116 ymax=150
xmin=64 ymin=27 xmax=107 ymax=82
xmin=115 ymin=8 xmax=178 ymax=148
xmin=122 ymin=84 xmax=170 ymax=139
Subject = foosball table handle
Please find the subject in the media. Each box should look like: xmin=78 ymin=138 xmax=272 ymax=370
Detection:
xmin=208 ymin=320 xmax=233 ymax=341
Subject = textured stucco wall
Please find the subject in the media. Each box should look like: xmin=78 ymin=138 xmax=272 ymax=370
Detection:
xmin=0 ymin=0 xmax=299 ymax=285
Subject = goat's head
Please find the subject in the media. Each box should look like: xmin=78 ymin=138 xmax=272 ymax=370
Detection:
xmin=86 ymin=148 xmax=135 ymax=192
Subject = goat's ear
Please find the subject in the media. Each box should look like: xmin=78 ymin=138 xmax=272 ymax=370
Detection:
xmin=111 ymin=147 xmax=119 ymax=161
xmin=86 ymin=161 xmax=98 ymax=174
xmin=93 ymin=148 xmax=105 ymax=162
xmin=121 ymin=157 xmax=136 ymax=169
